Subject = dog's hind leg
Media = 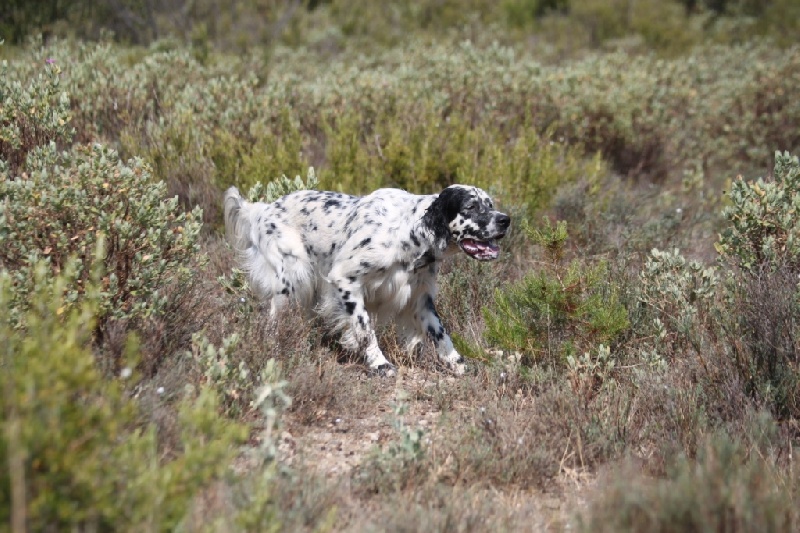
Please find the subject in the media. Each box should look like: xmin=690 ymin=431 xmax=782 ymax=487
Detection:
xmin=323 ymin=270 xmax=396 ymax=377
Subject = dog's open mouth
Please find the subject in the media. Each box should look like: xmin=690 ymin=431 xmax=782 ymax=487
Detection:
xmin=460 ymin=238 xmax=500 ymax=261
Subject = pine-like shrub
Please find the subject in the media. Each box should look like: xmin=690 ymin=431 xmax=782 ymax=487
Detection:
xmin=484 ymin=219 xmax=629 ymax=366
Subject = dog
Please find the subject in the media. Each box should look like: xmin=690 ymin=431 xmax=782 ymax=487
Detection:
xmin=223 ymin=184 xmax=510 ymax=376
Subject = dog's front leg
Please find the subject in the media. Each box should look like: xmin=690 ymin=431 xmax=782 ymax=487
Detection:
xmin=415 ymin=294 xmax=465 ymax=374
xmin=328 ymin=271 xmax=396 ymax=377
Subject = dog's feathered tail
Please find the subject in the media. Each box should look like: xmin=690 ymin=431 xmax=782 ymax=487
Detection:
xmin=224 ymin=186 xmax=250 ymax=257
xmin=223 ymin=186 xmax=315 ymax=312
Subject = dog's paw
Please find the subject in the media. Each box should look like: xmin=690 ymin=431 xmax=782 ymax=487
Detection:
xmin=443 ymin=355 xmax=465 ymax=375
xmin=371 ymin=362 xmax=397 ymax=378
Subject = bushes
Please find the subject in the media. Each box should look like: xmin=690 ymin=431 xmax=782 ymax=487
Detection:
xmin=579 ymin=430 xmax=798 ymax=532
xmin=717 ymin=152 xmax=800 ymax=417
xmin=0 ymin=143 xmax=202 ymax=329
xmin=718 ymin=151 xmax=800 ymax=272
xmin=5 ymin=37 xmax=799 ymax=226
xmin=0 ymin=262 xmax=251 ymax=531
xmin=1 ymin=54 xmax=202 ymax=330
xmin=0 ymin=57 xmax=73 ymax=175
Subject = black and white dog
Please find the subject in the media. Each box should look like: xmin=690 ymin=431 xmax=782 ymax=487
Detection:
xmin=223 ymin=185 xmax=510 ymax=376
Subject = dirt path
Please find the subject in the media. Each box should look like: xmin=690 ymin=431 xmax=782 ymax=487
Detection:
xmin=277 ymin=367 xmax=595 ymax=531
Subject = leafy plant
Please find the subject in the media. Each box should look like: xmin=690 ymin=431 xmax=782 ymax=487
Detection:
xmin=484 ymin=219 xmax=629 ymax=366
xmin=717 ymin=151 xmax=800 ymax=272
xmin=0 ymin=142 xmax=202 ymax=329
xmin=0 ymin=259 xmax=248 ymax=531
xmin=716 ymin=152 xmax=800 ymax=418
xmin=245 ymin=166 xmax=319 ymax=203
xmin=354 ymin=388 xmax=427 ymax=495
xmin=635 ymin=247 xmax=719 ymax=363
xmin=0 ymin=56 xmax=73 ymax=175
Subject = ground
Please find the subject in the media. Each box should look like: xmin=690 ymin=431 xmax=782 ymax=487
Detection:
xmin=274 ymin=366 xmax=595 ymax=531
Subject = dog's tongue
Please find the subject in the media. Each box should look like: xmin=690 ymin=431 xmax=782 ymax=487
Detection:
xmin=461 ymin=238 xmax=500 ymax=260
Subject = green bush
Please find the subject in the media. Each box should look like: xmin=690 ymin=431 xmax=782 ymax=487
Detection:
xmin=717 ymin=151 xmax=800 ymax=272
xmin=635 ymin=247 xmax=719 ymax=363
xmin=0 ymin=56 xmax=73 ymax=175
xmin=717 ymin=151 xmax=800 ymax=417
xmin=0 ymin=143 xmax=202 ymax=329
xmin=0 ymin=260 xmax=249 ymax=531
xmin=484 ymin=219 xmax=629 ymax=366
xmin=1 ymin=54 xmax=202 ymax=329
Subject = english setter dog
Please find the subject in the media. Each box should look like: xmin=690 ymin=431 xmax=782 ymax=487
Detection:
xmin=223 ymin=184 xmax=510 ymax=376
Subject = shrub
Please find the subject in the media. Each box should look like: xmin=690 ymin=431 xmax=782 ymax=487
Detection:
xmin=0 ymin=142 xmax=202 ymax=329
xmin=353 ymin=388 xmax=428 ymax=495
xmin=717 ymin=151 xmax=800 ymax=272
xmin=484 ymin=219 xmax=629 ymax=366
xmin=0 ymin=260 xmax=249 ymax=531
xmin=717 ymin=152 xmax=800 ymax=417
xmin=0 ymin=56 xmax=73 ymax=175
xmin=635 ymin=247 xmax=719 ymax=364
xmin=578 ymin=430 xmax=798 ymax=532
xmin=731 ymin=262 xmax=800 ymax=418
xmin=244 ymin=166 xmax=319 ymax=203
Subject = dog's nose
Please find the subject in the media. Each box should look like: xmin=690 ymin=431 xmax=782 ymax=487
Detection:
xmin=496 ymin=214 xmax=511 ymax=229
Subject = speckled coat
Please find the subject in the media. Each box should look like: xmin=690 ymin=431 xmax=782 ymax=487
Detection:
xmin=224 ymin=184 xmax=510 ymax=376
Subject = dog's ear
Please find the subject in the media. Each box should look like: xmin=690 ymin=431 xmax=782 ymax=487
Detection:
xmin=433 ymin=186 xmax=469 ymax=221
xmin=422 ymin=186 xmax=469 ymax=243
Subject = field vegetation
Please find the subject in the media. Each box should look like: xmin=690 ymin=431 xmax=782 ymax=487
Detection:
xmin=2 ymin=0 xmax=800 ymax=530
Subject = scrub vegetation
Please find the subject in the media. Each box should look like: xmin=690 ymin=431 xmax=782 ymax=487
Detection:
xmin=2 ymin=0 xmax=800 ymax=530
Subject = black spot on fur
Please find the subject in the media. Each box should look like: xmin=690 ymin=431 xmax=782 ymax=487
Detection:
xmin=427 ymin=325 xmax=444 ymax=342
xmin=410 ymin=232 xmax=421 ymax=247
xmin=345 ymin=301 xmax=356 ymax=315
xmin=413 ymin=251 xmax=436 ymax=271
xmin=357 ymin=237 xmax=372 ymax=248
xmin=425 ymin=295 xmax=436 ymax=313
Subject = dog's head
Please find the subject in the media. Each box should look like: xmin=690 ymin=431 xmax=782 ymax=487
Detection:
xmin=429 ymin=185 xmax=511 ymax=261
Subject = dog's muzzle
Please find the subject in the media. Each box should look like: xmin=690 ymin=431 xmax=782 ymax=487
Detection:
xmin=459 ymin=213 xmax=510 ymax=261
